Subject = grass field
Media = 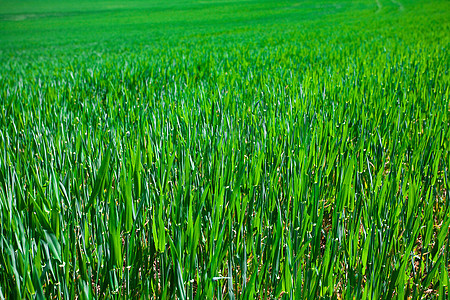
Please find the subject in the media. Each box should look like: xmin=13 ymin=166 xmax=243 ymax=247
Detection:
xmin=0 ymin=0 xmax=449 ymax=298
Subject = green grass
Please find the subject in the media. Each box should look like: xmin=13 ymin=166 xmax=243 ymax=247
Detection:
xmin=0 ymin=0 xmax=449 ymax=298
